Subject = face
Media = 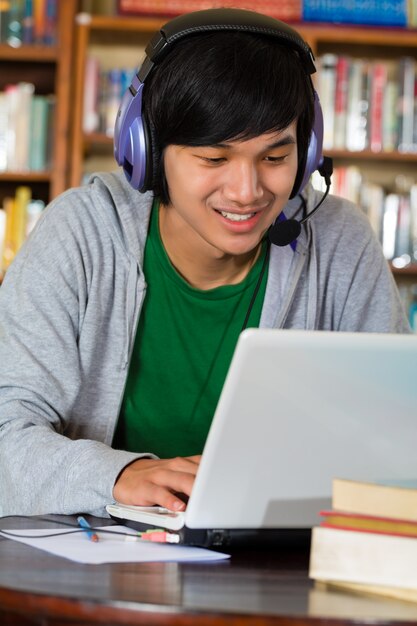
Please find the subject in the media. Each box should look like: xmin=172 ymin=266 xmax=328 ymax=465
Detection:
xmin=160 ymin=122 xmax=299 ymax=261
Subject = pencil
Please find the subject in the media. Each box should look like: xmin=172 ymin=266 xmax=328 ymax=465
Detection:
xmin=77 ymin=516 xmax=99 ymax=542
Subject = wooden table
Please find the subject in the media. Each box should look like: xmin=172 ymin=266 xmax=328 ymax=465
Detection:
xmin=1 ymin=515 xmax=417 ymax=626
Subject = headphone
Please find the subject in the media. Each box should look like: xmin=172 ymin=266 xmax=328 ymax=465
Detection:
xmin=114 ymin=8 xmax=331 ymax=247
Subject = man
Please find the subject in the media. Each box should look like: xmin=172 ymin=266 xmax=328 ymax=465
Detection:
xmin=0 ymin=9 xmax=410 ymax=518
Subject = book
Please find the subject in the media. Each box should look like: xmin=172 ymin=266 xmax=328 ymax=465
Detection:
xmin=393 ymin=195 xmax=412 ymax=268
xmin=309 ymin=525 xmax=417 ymax=594
xmin=319 ymin=510 xmax=417 ymax=538
xmin=318 ymin=54 xmax=338 ymax=150
xmin=333 ymin=56 xmax=349 ymax=149
xmin=382 ymin=193 xmax=400 ymax=261
xmin=1 ymin=186 xmax=31 ymax=271
xmin=0 ymin=207 xmax=6 ymax=277
xmin=117 ymin=0 xmax=302 ymax=21
xmin=369 ymin=61 xmax=387 ymax=153
xmin=28 ymin=95 xmax=49 ymax=171
xmin=6 ymin=0 xmax=24 ymax=47
xmin=33 ymin=0 xmax=46 ymax=44
xmin=346 ymin=58 xmax=367 ymax=152
xmin=303 ymin=0 xmax=408 ymax=26
xmin=309 ymin=581 xmax=417 ymax=616
xmin=25 ymin=198 xmax=44 ymax=235
xmin=0 ymin=1 xmax=11 ymax=42
xmin=382 ymin=76 xmax=399 ymax=152
xmin=83 ymin=56 xmax=100 ymax=133
xmin=332 ymin=478 xmax=417 ymax=522
xmin=0 ymin=92 xmax=7 ymax=171
xmin=317 ymin=580 xmax=417 ymax=605
xmin=22 ymin=0 xmax=34 ymax=44
xmin=398 ymin=57 xmax=416 ymax=153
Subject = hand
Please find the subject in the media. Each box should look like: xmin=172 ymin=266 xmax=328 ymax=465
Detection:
xmin=113 ymin=455 xmax=201 ymax=512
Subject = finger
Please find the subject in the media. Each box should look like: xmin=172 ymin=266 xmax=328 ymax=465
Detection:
xmin=152 ymin=468 xmax=196 ymax=496
xmin=165 ymin=456 xmax=201 ymax=474
xmin=185 ymin=454 xmax=202 ymax=464
xmin=138 ymin=483 xmax=188 ymax=511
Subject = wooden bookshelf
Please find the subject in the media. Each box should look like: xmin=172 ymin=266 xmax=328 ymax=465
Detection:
xmin=68 ymin=14 xmax=417 ymax=283
xmin=0 ymin=0 xmax=78 ymax=205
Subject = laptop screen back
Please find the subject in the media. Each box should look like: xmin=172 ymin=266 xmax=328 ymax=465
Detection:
xmin=185 ymin=329 xmax=417 ymax=529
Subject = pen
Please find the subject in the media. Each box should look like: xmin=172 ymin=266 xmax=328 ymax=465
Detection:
xmin=77 ymin=516 xmax=99 ymax=542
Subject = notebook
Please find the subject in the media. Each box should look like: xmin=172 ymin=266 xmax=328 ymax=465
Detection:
xmin=107 ymin=329 xmax=417 ymax=547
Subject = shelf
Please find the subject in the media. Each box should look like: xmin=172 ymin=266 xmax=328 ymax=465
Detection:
xmin=390 ymin=264 xmax=417 ymax=277
xmin=326 ymin=149 xmax=417 ymax=162
xmin=0 ymin=43 xmax=58 ymax=62
xmin=296 ymin=23 xmax=417 ymax=47
xmin=0 ymin=172 xmax=51 ymax=182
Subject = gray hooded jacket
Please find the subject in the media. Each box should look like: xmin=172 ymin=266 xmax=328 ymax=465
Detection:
xmin=0 ymin=171 xmax=410 ymax=517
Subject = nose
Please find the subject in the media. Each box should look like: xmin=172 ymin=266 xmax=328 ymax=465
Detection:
xmin=222 ymin=159 xmax=264 ymax=205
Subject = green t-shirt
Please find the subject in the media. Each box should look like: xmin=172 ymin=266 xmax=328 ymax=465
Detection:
xmin=114 ymin=204 xmax=268 ymax=458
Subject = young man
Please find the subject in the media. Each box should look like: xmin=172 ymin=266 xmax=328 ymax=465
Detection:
xmin=0 ymin=9 xmax=410 ymax=518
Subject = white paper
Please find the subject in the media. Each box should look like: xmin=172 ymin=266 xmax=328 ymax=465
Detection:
xmin=0 ymin=526 xmax=230 ymax=564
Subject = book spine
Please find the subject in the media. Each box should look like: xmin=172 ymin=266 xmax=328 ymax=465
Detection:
xmin=28 ymin=95 xmax=49 ymax=171
xmin=5 ymin=84 xmax=19 ymax=171
xmin=303 ymin=0 xmax=407 ymax=25
xmin=393 ymin=195 xmax=412 ymax=266
xmin=33 ymin=0 xmax=45 ymax=44
xmin=105 ymin=68 xmax=122 ymax=137
xmin=0 ymin=206 xmax=5 ymax=277
xmin=22 ymin=0 xmax=33 ymax=44
xmin=13 ymin=81 xmax=34 ymax=171
xmin=118 ymin=0 xmax=301 ymax=20
xmin=83 ymin=56 xmax=100 ymax=133
xmin=318 ymin=54 xmax=338 ymax=150
xmin=369 ymin=62 xmax=387 ymax=153
xmin=333 ymin=56 xmax=349 ymax=149
xmin=6 ymin=0 xmax=23 ymax=47
xmin=44 ymin=0 xmax=56 ymax=45
xmin=398 ymin=57 xmax=416 ymax=153
xmin=0 ymin=92 xmax=7 ymax=172
xmin=0 ymin=1 xmax=11 ymax=42
xmin=382 ymin=194 xmax=400 ymax=260
xmin=1 ymin=196 xmax=15 ymax=272
xmin=346 ymin=59 xmax=366 ymax=151
xmin=382 ymin=77 xmax=399 ymax=152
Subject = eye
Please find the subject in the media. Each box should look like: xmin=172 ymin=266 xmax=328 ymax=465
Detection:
xmin=264 ymin=155 xmax=288 ymax=163
xmin=198 ymin=156 xmax=226 ymax=164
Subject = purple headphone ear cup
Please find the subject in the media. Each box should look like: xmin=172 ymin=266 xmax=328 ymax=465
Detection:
xmin=114 ymin=76 xmax=151 ymax=191
xmin=291 ymin=91 xmax=324 ymax=197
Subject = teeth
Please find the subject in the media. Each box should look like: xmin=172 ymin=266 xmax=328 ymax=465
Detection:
xmin=219 ymin=211 xmax=255 ymax=222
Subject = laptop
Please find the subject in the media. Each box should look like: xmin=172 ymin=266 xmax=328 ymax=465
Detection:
xmin=107 ymin=329 xmax=417 ymax=547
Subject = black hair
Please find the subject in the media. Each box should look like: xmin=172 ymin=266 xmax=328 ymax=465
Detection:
xmin=143 ymin=31 xmax=315 ymax=205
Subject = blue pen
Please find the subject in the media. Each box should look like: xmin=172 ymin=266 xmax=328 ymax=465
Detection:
xmin=77 ymin=516 xmax=99 ymax=542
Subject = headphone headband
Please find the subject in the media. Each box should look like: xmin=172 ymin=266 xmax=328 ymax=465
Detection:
xmin=145 ymin=9 xmax=316 ymax=74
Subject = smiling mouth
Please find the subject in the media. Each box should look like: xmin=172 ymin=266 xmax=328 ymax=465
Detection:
xmin=217 ymin=210 xmax=256 ymax=222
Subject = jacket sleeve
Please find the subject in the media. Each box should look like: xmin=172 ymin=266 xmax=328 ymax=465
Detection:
xmin=0 ymin=196 xmax=147 ymax=517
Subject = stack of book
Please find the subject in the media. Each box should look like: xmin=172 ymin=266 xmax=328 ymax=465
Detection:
xmin=0 ymin=83 xmax=54 ymax=173
xmin=0 ymin=0 xmax=58 ymax=47
xmin=317 ymin=54 xmax=417 ymax=155
xmin=309 ymin=478 xmax=417 ymax=603
xmin=0 ymin=186 xmax=44 ymax=276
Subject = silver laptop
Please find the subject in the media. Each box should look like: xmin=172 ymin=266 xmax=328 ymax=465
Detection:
xmin=107 ymin=329 xmax=417 ymax=547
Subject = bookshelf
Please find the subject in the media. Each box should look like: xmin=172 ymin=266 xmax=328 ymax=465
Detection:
xmin=68 ymin=14 xmax=417 ymax=289
xmin=0 ymin=0 xmax=78 ymax=206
